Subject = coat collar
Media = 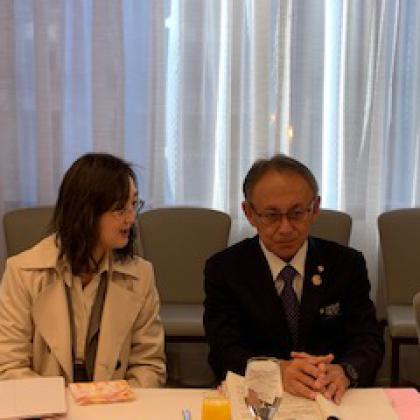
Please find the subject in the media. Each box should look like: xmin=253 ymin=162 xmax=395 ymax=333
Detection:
xmin=32 ymin=276 xmax=143 ymax=382
xmin=29 ymin=234 xmax=142 ymax=382
xmin=19 ymin=234 xmax=139 ymax=279
xmin=93 ymin=280 xmax=144 ymax=381
xmin=32 ymin=279 xmax=73 ymax=381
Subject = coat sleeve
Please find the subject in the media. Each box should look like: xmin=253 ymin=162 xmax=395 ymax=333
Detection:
xmin=203 ymin=255 xmax=254 ymax=381
xmin=0 ymin=258 xmax=40 ymax=379
xmin=125 ymin=262 xmax=166 ymax=388
xmin=337 ymin=251 xmax=384 ymax=386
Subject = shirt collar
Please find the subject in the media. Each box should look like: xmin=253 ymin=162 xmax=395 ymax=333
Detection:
xmin=259 ymin=239 xmax=308 ymax=280
xmin=59 ymin=250 xmax=111 ymax=287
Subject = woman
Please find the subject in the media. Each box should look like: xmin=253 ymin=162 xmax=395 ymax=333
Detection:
xmin=0 ymin=153 xmax=166 ymax=387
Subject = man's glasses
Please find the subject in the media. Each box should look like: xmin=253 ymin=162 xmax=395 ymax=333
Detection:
xmin=111 ymin=198 xmax=145 ymax=218
xmin=248 ymin=199 xmax=316 ymax=226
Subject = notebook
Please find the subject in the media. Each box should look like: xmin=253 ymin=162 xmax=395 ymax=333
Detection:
xmin=0 ymin=376 xmax=67 ymax=419
xmin=225 ymin=371 xmax=399 ymax=420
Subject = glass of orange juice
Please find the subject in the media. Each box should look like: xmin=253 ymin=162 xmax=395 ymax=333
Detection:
xmin=201 ymin=390 xmax=231 ymax=420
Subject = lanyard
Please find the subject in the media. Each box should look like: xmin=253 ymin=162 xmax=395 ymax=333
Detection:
xmin=64 ymin=272 xmax=108 ymax=381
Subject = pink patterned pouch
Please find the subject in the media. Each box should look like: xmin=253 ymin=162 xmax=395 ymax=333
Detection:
xmin=69 ymin=380 xmax=135 ymax=405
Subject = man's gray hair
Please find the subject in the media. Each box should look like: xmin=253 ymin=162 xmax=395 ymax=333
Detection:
xmin=243 ymin=154 xmax=319 ymax=201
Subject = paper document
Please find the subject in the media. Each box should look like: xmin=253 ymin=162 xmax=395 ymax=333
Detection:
xmin=225 ymin=371 xmax=398 ymax=420
xmin=0 ymin=376 xmax=67 ymax=419
xmin=336 ymin=388 xmax=399 ymax=420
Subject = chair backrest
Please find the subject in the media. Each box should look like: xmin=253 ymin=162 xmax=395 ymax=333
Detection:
xmin=3 ymin=206 xmax=54 ymax=257
xmin=138 ymin=207 xmax=231 ymax=304
xmin=309 ymin=209 xmax=352 ymax=246
xmin=414 ymin=292 xmax=420 ymax=342
xmin=378 ymin=208 xmax=420 ymax=305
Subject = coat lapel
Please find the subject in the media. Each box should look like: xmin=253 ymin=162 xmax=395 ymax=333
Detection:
xmin=93 ymin=279 xmax=143 ymax=381
xmin=32 ymin=278 xmax=73 ymax=381
xmin=298 ymin=238 xmax=326 ymax=349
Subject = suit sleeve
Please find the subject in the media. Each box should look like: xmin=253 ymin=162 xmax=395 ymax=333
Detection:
xmin=0 ymin=259 xmax=40 ymax=379
xmin=126 ymin=262 xmax=167 ymax=388
xmin=203 ymin=256 xmax=254 ymax=381
xmin=337 ymin=251 xmax=384 ymax=386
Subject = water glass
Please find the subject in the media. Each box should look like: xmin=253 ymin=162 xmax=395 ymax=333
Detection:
xmin=244 ymin=357 xmax=282 ymax=420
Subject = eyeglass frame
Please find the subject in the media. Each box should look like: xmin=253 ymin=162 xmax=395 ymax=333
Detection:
xmin=110 ymin=198 xmax=145 ymax=218
xmin=247 ymin=197 xmax=317 ymax=226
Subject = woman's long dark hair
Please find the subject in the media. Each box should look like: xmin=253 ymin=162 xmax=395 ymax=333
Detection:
xmin=53 ymin=153 xmax=137 ymax=275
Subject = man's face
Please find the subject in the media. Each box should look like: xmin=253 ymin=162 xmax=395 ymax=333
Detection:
xmin=242 ymin=170 xmax=320 ymax=261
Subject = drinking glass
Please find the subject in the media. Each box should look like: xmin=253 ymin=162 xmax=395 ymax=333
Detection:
xmin=244 ymin=357 xmax=283 ymax=420
xmin=201 ymin=390 xmax=231 ymax=420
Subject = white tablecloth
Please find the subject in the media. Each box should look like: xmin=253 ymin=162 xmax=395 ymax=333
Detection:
xmin=65 ymin=386 xmax=420 ymax=420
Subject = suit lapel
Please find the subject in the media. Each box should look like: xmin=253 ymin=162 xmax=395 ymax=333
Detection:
xmin=242 ymin=238 xmax=278 ymax=309
xmin=32 ymin=278 xmax=73 ymax=381
xmin=93 ymin=279 xmax=143 ymax=381
xmin=243 ymin=237 xmax=293 ymax=347
xmin=298 ymin=238 xmax=326 ymax=349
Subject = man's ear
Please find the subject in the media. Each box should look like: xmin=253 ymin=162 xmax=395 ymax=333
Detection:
xmin=312 ymin=195 xmax=321 ymax=220
xmin=242 ymin=201 xmax=257 ymax=228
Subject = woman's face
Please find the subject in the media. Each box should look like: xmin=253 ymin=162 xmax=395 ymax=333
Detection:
xmin=95 ymin=176 xmax=138 ymax=260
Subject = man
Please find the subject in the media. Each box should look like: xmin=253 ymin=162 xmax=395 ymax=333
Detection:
xmin=204 ymin=154 xmax=384 ymax=404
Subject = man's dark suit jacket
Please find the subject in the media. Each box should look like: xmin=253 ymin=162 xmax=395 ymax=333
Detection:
xmin=203 ymin=235 xmax=384 ymax=386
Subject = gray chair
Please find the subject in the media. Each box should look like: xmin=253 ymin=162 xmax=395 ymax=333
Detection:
xmin=414 ymin=292 xmax=420 ymax=345
xmin=310 ymin=209 xmax=352 ymax=246
xmin=378 ymin=208 xmax=420 ymax=386
xmin=137 ymin=207 xmax=231 ymax=342
xmin=3 ymin=206 xmax=54 ymax=257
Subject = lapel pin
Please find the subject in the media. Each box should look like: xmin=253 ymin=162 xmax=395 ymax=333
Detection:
xmin=312 ymin=274 xmax=322 ymax=286
xmin=317 ymin=265 xmax=324 ymax=273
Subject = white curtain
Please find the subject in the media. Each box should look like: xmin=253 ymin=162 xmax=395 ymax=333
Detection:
xmin=1 ymin=0 xmax=420 ymax=311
